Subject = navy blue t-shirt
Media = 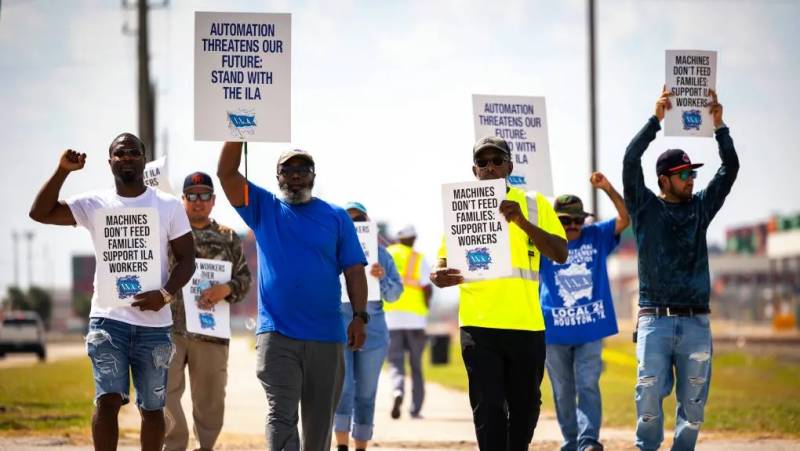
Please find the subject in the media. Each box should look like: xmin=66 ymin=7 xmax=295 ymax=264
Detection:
xmin=539 ymin=219 xmax=620 ymax=345
xmin=235 ymin=182 xmax=367 ymax=342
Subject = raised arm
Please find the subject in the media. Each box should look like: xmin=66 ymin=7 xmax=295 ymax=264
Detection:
xmin=217 ymin=141 xmax=248 ymax=207
xmin=623 ymin=90 xmax=668 ymax=214
xmin=699 ymin=90 xmax=739 ymax=223
xmin=29 ymin=150 xmax=85 ymax=225
xmin=591 ymin=172 xmax=630 ymax=235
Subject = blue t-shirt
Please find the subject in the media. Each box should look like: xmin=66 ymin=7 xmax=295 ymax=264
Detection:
xmin=539 ymin=218 xmax=620 ymax=345
xmin=235 ymin=182 xmax=367 ymax=342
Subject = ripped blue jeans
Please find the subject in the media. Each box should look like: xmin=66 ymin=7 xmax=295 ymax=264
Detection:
xmin=635 ymin=314 xmax=712 ymax=451
xmin=86 ymin=317 xmax=174 ymax=410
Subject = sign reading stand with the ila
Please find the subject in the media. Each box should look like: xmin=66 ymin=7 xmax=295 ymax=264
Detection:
xmin=194 ymin=12 xmax=291 ymax=142
xmin=442 ymin=179 xmax=511 ymax=281
xmin=665 ymin=50 xmax=717 ymax=137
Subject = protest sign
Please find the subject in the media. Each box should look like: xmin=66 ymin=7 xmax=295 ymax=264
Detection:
xmin=341 ymin=221 xmax=380 ymax=302
xmin=472 ymin=94 xmax=553 ymax=195
xmin=195 ymin=12 xmax=291 ymax=142
xmin=665 ymin=50 xmax=717 ymax=137
xmin=93 ymin=208 xmax=161 ymax=308
xmin=183 ymin=258 xmax=233 ymax=339
xmin=143 ymin=156 xmax=173 ymax=194
xmin=442 ymin=179 xmax=511 ymax=281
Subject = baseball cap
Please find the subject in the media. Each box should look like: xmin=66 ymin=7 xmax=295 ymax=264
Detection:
xmin=277 ymin=149 xmax=315 ymax=167
xmin=656 ymin=149 xmax=704 ymax=176
xmin=472 ymin=136 xmax=511 ymax=157
xmin=554 ymin=195 xmax=593 ymax=218
xmin=183 ymin=171 xmax=214 ymax=192
xmin=344 ymin=201 xmax=368 ymax=214
xmin=397 ymin=225 xmax=417 ymax=239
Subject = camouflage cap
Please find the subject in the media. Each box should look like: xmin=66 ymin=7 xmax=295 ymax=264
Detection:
xmin=554 ymin=194 xmax=593 ymax=218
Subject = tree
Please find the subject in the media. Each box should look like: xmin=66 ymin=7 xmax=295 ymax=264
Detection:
xmin=3 ymin=286 xmax=30 ymax=311
xmin=27 ymin=286 xmax=53 ymax=328
xmin=73 ymin=293 xmax=92 ymax=319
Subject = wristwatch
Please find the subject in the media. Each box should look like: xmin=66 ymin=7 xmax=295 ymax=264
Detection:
xmin=159 ymin=288 xmax=175 ymax=305
xmin=353 ymin=310 xmax=370 ymax=324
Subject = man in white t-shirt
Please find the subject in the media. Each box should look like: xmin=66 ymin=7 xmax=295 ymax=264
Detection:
xmin=29 ymin=133 xmax=195 ymax=451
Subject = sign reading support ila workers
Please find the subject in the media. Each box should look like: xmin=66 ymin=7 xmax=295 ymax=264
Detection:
xmin=665 ymin=50 xmax=717 ymax=137
xmin=472 ymin=94 xmax=553 ymax=196
xmin=341 ymin=221 xmax=380 ymax=302
xmin=195 ymin=12 xmax=291 ymax=142
xmin=183 ymin=258 xmax=233 ymax=339
xmin=442 ymin=179 xmax=511 ymax=281
xmin=93 ymin=208 xmax=161 ymax=308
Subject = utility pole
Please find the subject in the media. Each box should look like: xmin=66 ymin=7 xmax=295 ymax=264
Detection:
xmin=123 ymin=0 xmax=168 ymax=162
xmin=11 ymin=230 xmax=19 ymax=287
xmin=587 ymin=0 xmax=599 ymax=217
xmin=24 ymin=230 xmax=34 ymax=288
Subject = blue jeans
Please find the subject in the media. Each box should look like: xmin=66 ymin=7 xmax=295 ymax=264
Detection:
xmin=85 ymin=317 xmax=174 ymax=410
xmin=334 ymin=302 xmax=389 ymax=441
xmin=545 ymin=340 xmax=604 ymax=451
xmin=635 ymin=314 xmax=712 ymax=451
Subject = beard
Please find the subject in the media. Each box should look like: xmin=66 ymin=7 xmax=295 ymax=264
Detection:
xmin=119 ymin=169 xmax=138 ymax=184
xmin=670 ymin=185 xmax=693 ymax=202
xmin=280 ymin=184 xmax=313 ymax=204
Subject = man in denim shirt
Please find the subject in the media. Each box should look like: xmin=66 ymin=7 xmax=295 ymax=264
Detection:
xmin=622 ymin=88 xmax=738 ymax=450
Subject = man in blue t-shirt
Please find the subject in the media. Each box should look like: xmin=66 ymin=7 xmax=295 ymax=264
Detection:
xmin=217 ymin=142 xmax=369 ymax=451
xmin=539 ymin=172 xmax=630 ymax=451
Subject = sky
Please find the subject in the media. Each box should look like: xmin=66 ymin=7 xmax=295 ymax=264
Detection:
xmin=1 ymin=0 xmax=798 ymax=294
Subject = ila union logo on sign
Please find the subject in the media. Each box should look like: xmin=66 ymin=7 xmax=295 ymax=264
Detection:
xmin=116 ymin=275 xmax=141 ymax=299
xmin=466 ymin=247 xmax=492 ymax=271
xmin=227 ymin=110 xmax=257 ymax=137
xmin=682 ymin=110 xmax=702 ymax=131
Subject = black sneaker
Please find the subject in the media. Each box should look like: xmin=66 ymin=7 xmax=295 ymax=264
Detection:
xmin=391 ymin=395 xmax=402 ymax=419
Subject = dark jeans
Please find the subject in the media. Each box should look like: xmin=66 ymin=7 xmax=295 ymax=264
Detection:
xmin=460 ymin=326 xmax=546 ymax=451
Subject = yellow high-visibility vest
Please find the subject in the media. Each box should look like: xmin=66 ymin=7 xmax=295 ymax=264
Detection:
xmin=384 ymin=243 xmax=428 ymax=317
xmin=439 ymin=187 xmax=566 ymax=331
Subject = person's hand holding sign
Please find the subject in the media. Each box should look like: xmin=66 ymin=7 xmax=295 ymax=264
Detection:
xmin=708 ymin=89 xmax=724 ymax=128
xmin=132 ymin=290 xmax=169 ymax=311
xmin=499 ymin=200 xmax=525 ymax=226
xmin=655 ymin=86 xmax=673 ymax=122
xmin=430 ymin=260 xmax=464 ymax=288
xmin=60 ymin=149 xmax=86 ymax=173
xmin=198 ymin=283 xmax=231 ymax=310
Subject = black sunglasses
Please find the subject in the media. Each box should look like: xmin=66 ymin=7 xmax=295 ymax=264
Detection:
xmin=559 ymin=216 xmax=585 ymax=226
xmin=474 ymin=156 xmax=508 ymax=168
xmin=278 ymin=165 xmax=314 ymax=176
xmin=351 ymin=214 xmax=368 ymax=222
xmin=185 ymin=192 xmax=213 ymax=202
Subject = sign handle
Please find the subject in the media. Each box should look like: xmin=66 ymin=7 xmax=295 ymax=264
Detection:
xmin=243 ymin=141 xmax=249 ymax=206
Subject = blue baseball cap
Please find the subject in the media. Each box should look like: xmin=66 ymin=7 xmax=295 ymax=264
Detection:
xmin=344 ymin=202 xmax=367 ymax=214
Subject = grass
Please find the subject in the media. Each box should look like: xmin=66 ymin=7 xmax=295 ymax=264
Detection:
xmin=424 ymin=335 xmax=800 ymax=437
xmin=0 ymin=357 xmax=95 ymax=435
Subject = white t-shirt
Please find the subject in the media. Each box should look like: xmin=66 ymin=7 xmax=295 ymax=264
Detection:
xmin=67 ymin=187 xmax=191 ymax=327
xmin=386 ymin=257 xmax=432 ymax=330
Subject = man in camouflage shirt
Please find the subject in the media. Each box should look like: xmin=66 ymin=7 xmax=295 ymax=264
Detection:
xmin=164 ymin=171 xmax=251 ymax=451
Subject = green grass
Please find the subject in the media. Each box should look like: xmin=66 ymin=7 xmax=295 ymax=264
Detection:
xmin=424 ymin=335 xmax=800 ymax=437
xmin=0 ymin=357 xmax=95 ymax=434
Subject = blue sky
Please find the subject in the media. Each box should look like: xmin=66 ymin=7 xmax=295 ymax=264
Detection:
xmin=1 ymin=0 xmax=798 ymax=292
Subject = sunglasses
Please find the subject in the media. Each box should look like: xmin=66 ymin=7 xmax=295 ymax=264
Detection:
xmin=474 ymin=156 xmax=508 ymax=168
xmin=111 ymin=148 xmax=143 ymax=159
xmin=559 ymin=216 xmax=586 ymax=226
xmin=278 ymin=165 xmax=314 ymax=176
xmin=673 ymin=169 xmax=698 ymax=181
xmin=185 ymin=192 xmax=213 ymax=202
xmin=351 ymin=214 xmax=368 ymax=222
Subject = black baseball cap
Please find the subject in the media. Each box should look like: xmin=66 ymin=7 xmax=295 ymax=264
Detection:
xmin=472 ymin=136 xmax=511 ymax=158
xmin=656 ymin=149 xmax=704 ymax=176
xmin=183 ymin=171 xmax=214 ymax=192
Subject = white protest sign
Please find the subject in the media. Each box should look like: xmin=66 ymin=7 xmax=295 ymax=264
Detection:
xmin=143 ymin=157 xmax=173 ymax=194
xmin=341 ymin=221 xmax=380 ymax=302
xmin=442 ymin=179 xmax=512 ymax=281
xmin=665 ymin=50 xmax=717 ymax=137
xmin=183 ymin=258 xmax=233 ymax=339
xmin=472 ymin=95 xmax=553 ymax=196
xmin=93 ymin=208 xmax=161 ymax=308
xmin=194 ymin=12 xmax=291 ymax=142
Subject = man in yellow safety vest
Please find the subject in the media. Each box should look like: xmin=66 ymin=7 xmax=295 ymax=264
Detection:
xmin=431 ymin=136 xmax=568 ymax=451
xmin=384 ymin=225 xmax=433 ymax=420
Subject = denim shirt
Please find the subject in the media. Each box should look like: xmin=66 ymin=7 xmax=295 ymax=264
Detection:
xmin=622 ymin=116 xmax=739 ymax=308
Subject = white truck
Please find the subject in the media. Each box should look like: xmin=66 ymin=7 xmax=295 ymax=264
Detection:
xmin=0 ymin=311 xmax=46 ymax=361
